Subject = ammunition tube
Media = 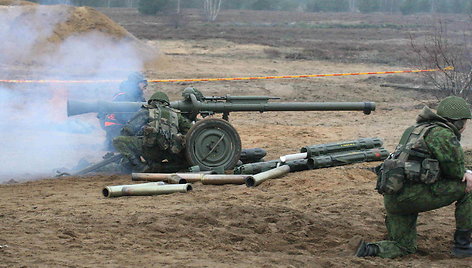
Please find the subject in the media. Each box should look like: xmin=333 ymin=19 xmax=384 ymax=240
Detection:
xmin=120 ymin=183 xmax=192 ymax=197
xmin=233 ymin=160 xmax=279 ymax=175
xmin=301 ymin=137 xmax=383 ymax=158
xmin=167 ymin=174 xmax=187 ymax=184
xmin=132 ymin=173 xmax=205 ymax=182
xmin=245 ymin=165 xmax=290 ymax=187
xmin=201 ymin=175 xmax=250 ymax=185
xmin=309 ymin=148 xmax=389 ymax=169
xmin=102 ymin=182 xmax=165 ymax=198
xmin=279 ymin=152 xmax=307 ymax=163
xmin=286 ymin=159 xmax=315 ymax=172
xmin=240 ymin=148 xmax=267 ymax=164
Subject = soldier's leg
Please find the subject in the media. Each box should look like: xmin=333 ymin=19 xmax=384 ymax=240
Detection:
xmin=113 ymin=136 xmax=147 ymax=172
xmin=454 ymin=190 xmax=472 ymax=229
xmin=371 ymin=212 xmax=418 ymax=258
xmin=453 ymin=191 xmax=472 ymax=258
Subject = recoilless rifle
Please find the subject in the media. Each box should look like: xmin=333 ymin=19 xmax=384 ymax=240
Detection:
xmin=67 ymin=87 xmax=376 ymax=171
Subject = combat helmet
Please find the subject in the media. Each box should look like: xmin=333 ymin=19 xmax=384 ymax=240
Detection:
xmin=437 ymin=96 xmax=472 ymax=120
xmin=148 ymin=91 xmax=170 ymax=104
xmin=127 ymin=72 xmax=148 ymax=85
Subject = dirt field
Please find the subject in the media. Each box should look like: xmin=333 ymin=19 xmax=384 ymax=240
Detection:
xmin=1 ymin=7 xmax=472 ymax=267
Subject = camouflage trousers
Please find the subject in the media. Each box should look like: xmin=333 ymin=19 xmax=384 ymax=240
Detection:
xmin=371 ymin=179 xmax=471 ymax=258
xmin=112 ymin=136 xmax=188 ymax=173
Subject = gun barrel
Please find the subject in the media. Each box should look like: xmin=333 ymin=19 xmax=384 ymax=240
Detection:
xmin=67 ymin=99 xmax=376 ymax=117
xmin=171 ymin=101 xmax=376 ymax=114
xmin=67 ymin=100 xmax=144 ymax=117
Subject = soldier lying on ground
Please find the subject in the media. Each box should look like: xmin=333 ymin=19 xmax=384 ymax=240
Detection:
xmin=112 ymin=91 xmax=192 ymax=173
xmin=355 ymin=96 xmax=472 ymax=258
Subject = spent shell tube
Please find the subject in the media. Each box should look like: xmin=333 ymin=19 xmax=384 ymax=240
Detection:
xmin=201 ymin=175 xmax=250 ymax=185
xmin=245 ymin=165 xmax=290 ymax=187
xmin=120 ymin=184 xmax=192 ymax=196
xmin=132 ymin=173 xmax=205 ymax=182
xmin=102 ymin=182 xmax=165 ymax=198
xmin=167 ymin=174 xmax=187 ymax=184
xmin=286 ymin=159 xmax=314 ymax=172
xmin=279 ymin=152 xmax=307 ymax=163
xmin=234 ymin=160 xmax=279 ymax=175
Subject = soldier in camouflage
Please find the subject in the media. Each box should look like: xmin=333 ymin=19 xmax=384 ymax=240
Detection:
xmin=101 ymin=72 xmax=148 ymax=151
xmin=112 ymin=91 xmax=193 ymax=173
xmin=355 ymin=96 xmax=472 ymax=258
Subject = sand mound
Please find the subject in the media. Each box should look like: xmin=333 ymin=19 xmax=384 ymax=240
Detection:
xmin=50 ymin=6 xmax=135 ymax=43
xmin=1 ymin=5 xmax=155 ymax=68
xmin=0 ymin=0 xmax=37 ymax=6
xmin=7 ymin=5 xmax=135 ymax=43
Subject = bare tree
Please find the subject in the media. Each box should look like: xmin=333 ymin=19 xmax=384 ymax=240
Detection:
xmin=203 ymin=0 xmax=222 ymax=22
xmin=349 ymin=0 xmax=357 ymax=12
xmin=410 ymin=19 xmax=472 ymax=101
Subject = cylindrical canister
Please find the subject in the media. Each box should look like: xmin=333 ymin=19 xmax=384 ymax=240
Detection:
xmin=245 ymin=165 xmax=290 ymax=187
xmin=301 ymin=137 xmax=383 ymax=158
xmin=120 ymin=183 xmax=192 ymax=196
xmin=102 ymin=182 xmax=165 ymax=198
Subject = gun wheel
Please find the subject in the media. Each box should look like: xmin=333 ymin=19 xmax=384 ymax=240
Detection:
xmin=185 ymin=118 xmax=241 ymax=171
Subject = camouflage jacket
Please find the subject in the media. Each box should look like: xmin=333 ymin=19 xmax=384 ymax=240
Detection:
xmin=415 ymin=106 xmax=465 ymax=180
xmin=120 ymin=104 xmax=192 ymax=137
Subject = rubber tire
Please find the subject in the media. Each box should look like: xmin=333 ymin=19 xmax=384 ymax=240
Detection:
xmin=185 ymin=118 xmax=241 ymax=171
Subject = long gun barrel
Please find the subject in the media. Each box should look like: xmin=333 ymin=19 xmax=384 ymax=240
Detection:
xmin=67 ymin=95 xmax=376 ymax=118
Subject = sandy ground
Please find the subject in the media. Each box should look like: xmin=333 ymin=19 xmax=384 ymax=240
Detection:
xmin=1 ymin=7 xmax=472 ymax=268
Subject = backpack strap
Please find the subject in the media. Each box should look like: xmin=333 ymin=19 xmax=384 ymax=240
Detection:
xmin=396 ymin=123 xmax=435 ymax=162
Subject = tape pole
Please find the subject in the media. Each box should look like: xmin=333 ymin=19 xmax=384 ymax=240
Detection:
xmin=0 ymin=67 xmax=454 ymax=84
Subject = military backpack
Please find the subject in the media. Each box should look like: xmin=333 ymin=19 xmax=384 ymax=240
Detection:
xmin=143 ymin=105 xmax=184 ymax=154
xmin=376 ymin=122 xmax=445 ymax=195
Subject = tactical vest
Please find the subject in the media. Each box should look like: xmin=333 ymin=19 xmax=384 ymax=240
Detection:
xmin=376 ymin=122 xmax=446 ymax=195
xmin=143 ymin=105 xmax=180 ymax=153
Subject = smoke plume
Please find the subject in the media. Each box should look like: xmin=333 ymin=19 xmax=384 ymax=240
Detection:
xmin=0 ymin=5 xmax=150 ymax=181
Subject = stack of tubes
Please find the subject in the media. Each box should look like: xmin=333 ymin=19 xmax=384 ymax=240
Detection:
xmin=104 ymin=138 xmax=389 ymax=196
xmin=234 ymin=137 xmax=389 ymax=175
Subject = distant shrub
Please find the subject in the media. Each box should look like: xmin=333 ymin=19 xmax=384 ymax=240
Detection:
xmin=138 ymin=0 xmax=171 ymax=15
xmin=307 ymin=0 xmax=349 ymax=12
xmin=358 ymin=0 xmax=380 ymax=13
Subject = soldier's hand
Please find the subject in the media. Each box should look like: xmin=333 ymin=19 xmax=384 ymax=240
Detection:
xmin=462 ymin=171 xmax=472 ymax=193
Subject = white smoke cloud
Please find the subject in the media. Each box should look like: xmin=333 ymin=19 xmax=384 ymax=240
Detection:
xmin=0 ymin=5 xmax=150 ymax=181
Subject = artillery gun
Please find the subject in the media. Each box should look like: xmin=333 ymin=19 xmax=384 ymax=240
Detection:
xmin=67 ymin=87 xmax=376 ymax=171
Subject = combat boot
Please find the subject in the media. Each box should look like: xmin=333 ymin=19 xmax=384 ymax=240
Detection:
xmin=355 ymin=240 xmax=380 ymax=257
xmin=452 ymin=229 xmax=472 ymax=258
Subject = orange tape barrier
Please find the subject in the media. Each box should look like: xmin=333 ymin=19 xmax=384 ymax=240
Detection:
xmin=0 ymin=67 xmax=453 ymax=84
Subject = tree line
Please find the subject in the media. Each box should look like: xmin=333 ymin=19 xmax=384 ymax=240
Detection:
xmin=28 ymin=0 xmax=472 ymax=14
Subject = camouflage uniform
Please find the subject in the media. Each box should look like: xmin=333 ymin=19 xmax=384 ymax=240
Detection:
xmin=113 ymin=93 xmax=192 ymax=173
xmin=369 ymin=106 xmax=472 ymax=258
xmin=100 ymin=73 xmax=147 ymax=151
